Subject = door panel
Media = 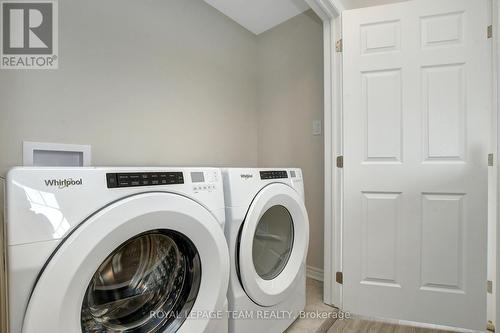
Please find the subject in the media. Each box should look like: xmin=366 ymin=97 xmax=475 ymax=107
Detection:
xmin=342 ymin=0 xmax=490 ymax=330
xmin=361 ymin=192 xmax=401 ymax=288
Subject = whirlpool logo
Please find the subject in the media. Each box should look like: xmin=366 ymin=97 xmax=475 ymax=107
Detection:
xmin=44 ymin=178 xmax=82 ymax=189
xmin=240 ymin=174 xmax=253 ymax=180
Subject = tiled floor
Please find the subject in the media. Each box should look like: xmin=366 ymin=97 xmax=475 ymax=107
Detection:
xmin=285 ymin=278 xmax=337 ymax=333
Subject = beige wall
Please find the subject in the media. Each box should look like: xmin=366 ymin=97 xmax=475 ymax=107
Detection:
xmin=0 ymin=1 xmax=258 ymax=330
xmin=0 ymin=0 xmax=259 ymax=177
xmin=1 ymin=177 xmax=5 ymax=333
xmin=256 ymin=11 xmax=324 ymax=270
xmin=0 ymin=1 xmax=324 ymax=283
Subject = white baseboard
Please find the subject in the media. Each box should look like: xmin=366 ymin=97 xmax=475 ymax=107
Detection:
xmin=307 ymin=265 xmax=324 ymax=282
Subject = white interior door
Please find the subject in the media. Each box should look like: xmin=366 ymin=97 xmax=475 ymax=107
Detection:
xmin=342 ymin=0 xmax=491 ymax=330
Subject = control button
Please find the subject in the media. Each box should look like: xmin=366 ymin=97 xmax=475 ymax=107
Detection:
xmin=129 ymin=174 xmax=140 ymax=181
xmin=117 ymin=174 xmax=130 ymax=187
xmin=118 ymin=174 xmax=130 ymax=181
xmin=106 ymin=174 xmax=118 ymax=188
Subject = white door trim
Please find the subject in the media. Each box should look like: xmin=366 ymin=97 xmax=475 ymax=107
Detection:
xmin=495 ymin=0 xmax=500 ymax=329
xmin=489 ymin=1 xmax=499 ymax=330
xmin=305 ymin=0 xmax=343 ymax=308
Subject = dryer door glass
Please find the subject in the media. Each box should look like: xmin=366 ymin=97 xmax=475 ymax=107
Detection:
xmin=252 ymin=205 xmax=294 ymax=280
xmin=81 ymin=230 xmax=201 ymax=333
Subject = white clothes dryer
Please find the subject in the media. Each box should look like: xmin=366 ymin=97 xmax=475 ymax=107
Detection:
xmin=222 ymin=168 xmax=309 ymax=333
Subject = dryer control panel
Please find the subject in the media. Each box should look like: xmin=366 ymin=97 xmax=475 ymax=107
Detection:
xmin=106 ymin=172 xmax=184 ymax=188
xmin=260 ymin=170 xmax=288 ymax=180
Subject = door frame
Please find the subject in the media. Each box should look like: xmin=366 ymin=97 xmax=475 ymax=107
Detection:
xmin=495 ymin=0 xmax=500 ymax=329
xmin=305 ymin=0 xmax=344 ymax=308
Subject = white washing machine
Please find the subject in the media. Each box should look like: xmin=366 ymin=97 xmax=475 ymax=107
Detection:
xmin=5 ymin=167 xmax=229 ymax=333
xmin=222 ymin=168 xmax=309 ymax=333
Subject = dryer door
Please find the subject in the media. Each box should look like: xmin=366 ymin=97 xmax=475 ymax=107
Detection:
xmin=22 ymin=192 xmax=229 ymax=333
xmin=238 ymin=183 xmax=309 ymax=306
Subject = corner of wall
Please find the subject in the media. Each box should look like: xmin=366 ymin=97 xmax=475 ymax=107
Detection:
xmin=0 ymin=175 xmax=6 ymax=333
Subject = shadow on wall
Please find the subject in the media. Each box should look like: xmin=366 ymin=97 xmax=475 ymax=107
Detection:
xmin=256 ymin=10 xmax=324 ymax=271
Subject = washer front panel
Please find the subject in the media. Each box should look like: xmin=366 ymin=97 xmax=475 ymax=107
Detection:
xmin=22 ymin=192 xmax=229 ymax=333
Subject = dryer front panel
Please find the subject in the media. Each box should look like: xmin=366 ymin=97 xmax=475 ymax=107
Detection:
xmin=237 ymin=183 xmax=309 ymax=307
xmin=21 ymin=192 xmax=229 ymax=333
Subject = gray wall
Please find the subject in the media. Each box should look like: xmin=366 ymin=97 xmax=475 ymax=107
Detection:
xmin=0 ymin=2 xmax=324 ymax=273
xmin=0 ymin=1 xmax=258 ymax=322
xmin=257 ymin=11 xmax=324 ymax=270
xmin=0 ymin=177 xmax=4 ymax=333
xmin=0 ymin=0 xmax=259 ymax=177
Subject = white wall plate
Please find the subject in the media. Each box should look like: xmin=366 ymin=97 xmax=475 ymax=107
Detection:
xmin=23 ymin=142 xmax=91 ymax=167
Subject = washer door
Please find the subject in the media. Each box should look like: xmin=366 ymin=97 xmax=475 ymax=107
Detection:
xmin=238 ymin=183 xmax=309 ymax=307
xmin=22 ymin=193 xmax=229 ymax=333
xmin=80 ymin=230 xmax=201 ymax=332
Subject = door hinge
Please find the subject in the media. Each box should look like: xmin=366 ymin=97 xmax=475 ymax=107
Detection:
xmin=336 ymin=39 xmax=343 ymax=52
xmin=489 ymin=153 xmax=494 ymax=166
xmin=336 ymin=271 xmax=343 ymax=285
xmin=336 ymin=155 xmax=344 ymax=168
xmin=488 ymin=280 xmax=493 ymax=294
xmin=488 ymin=25 xmax=493 ymax=39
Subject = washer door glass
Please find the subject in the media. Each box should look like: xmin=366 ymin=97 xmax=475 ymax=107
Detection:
xmin=252 ymin=205 xmax=294 ymax=280
xmin=81 ymin=230 xmax=201 ymax=333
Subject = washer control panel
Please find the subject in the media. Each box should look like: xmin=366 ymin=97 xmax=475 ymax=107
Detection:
xmin=260 ymin=170 xmax=288 ymax=180
xmin=106 ymin=172 xmax=184 ymax=188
